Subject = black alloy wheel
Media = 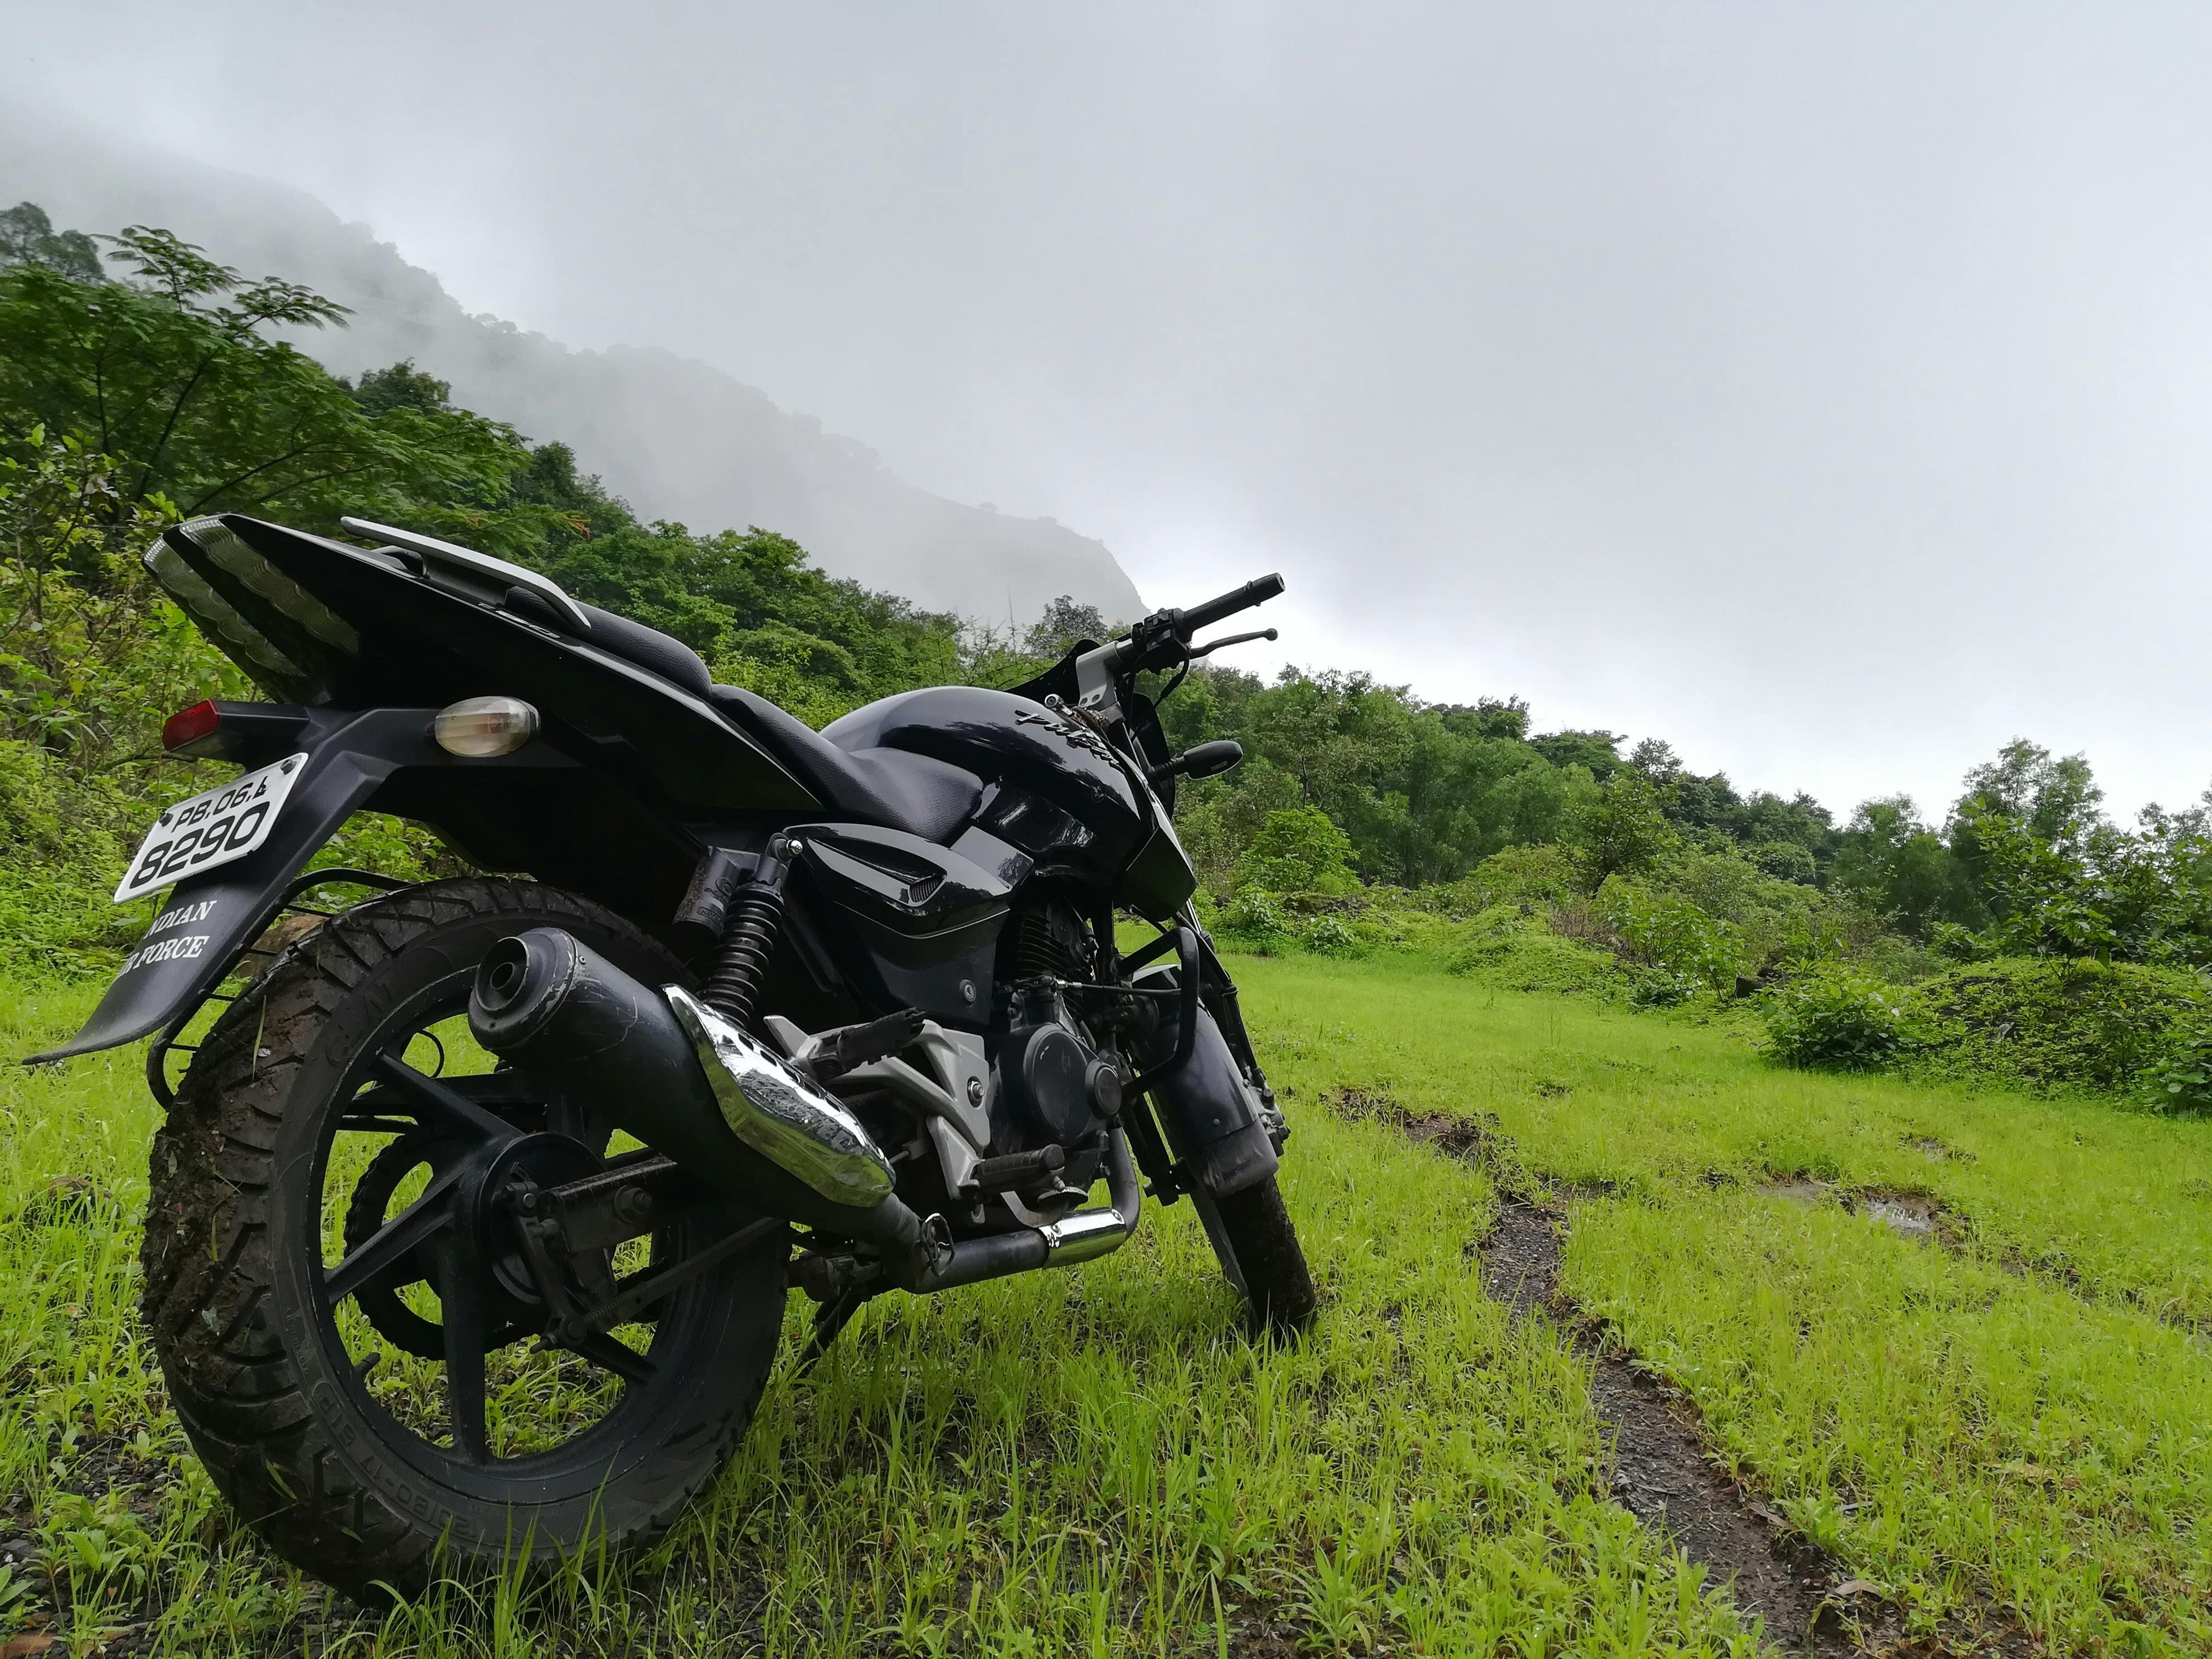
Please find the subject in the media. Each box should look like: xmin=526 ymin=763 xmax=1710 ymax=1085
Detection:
xmin=142 ymin=880 xmax=790 ymax=1598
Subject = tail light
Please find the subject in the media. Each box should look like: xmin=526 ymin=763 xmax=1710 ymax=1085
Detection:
xmin=162 ymin=700 xmax=223 ymax=754
xmin=158 ymin=700 xmax=309 ymax=763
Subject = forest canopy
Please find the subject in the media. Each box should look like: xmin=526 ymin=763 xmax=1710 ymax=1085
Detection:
xmin=4 ymin=202 xmax=2210 ymax=987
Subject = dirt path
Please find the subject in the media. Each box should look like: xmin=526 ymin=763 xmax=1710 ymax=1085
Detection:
xmin=1481 ymin=1200 xmax=1863 ymax=1657
xmin=1330 ymin=1090 xmax=2034 ymax=1656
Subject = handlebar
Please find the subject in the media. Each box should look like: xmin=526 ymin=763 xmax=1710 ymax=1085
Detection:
xmin=1101 ymin=571 xmax=1286 ymax=676
xmin=1068 ymin=571 xmax=1287 ymax=702
xmin=1175 ymin=573 xmax=1286 ymax=639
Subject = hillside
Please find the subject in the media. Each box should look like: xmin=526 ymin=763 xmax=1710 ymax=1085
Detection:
xmin=0 ymin=108 xmax=1143 ymax=627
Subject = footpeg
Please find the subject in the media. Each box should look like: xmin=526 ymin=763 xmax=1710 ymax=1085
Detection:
xmin=966 ymin=1146 xmax=1066 ymax=1193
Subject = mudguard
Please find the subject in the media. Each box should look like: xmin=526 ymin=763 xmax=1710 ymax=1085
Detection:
xmin=1132 ymin=975 xmax=1280 ymax=1198
xmin=25 ymin=709 xmax=579 ymax=1064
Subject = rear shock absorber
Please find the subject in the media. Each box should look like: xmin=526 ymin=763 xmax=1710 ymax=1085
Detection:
xmin=699 ymin=836 xmax=793 ymax=1029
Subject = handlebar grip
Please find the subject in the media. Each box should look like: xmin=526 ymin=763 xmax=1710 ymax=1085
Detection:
xmin=1177 ymin=573 xmax=1286 ymax=637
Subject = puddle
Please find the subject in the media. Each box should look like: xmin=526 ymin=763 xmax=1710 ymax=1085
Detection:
xmin=1857 ymin=1191 xmax=1939 ymax=1238
xmin=1759 ymin=1177 xmax=1833 ymax=1206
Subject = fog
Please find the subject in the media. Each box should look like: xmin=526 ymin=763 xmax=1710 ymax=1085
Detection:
xmin=9 ymin=3 xmax=2212 ymax=824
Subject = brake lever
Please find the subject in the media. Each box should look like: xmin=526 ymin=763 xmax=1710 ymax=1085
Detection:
xmin=1185 ymin=627 xmax=1277 ymax=662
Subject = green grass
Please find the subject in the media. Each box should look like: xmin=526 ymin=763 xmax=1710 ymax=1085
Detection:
xmin=4 ymin=948 xmax=2209 ymax=1653
xmin=0 ymin=977 xmax=1756 ymax=1657
xmin=1236 ymin=953 xmax=2212 ymax=1652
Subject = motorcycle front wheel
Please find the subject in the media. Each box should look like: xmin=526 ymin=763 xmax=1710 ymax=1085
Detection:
xmin=140 ymin=879 xmax=788 ymax=1598
xmin=1190 ymin=1173 xmax=1318 ymax=1334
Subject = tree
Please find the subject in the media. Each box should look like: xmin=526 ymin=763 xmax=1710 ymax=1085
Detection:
xmin=1239 ymin=804 xmax=1360 ymax=895
xmin=1023 ymin=594 xmax=1109 ymax=657
xmin=1530 ymin=728 xmax=1624 ymax=779
xmin=1570 ymin=767 xmax=1679 ymax=892
xmin=1438 ymin=695 xmax=1530 ymax=741
xmin=0 ymin=227 xmax=553 ymax=551
xmin=1831 ymin=796 xmax=1982 ymax=935
xmin=1 ymin=427 xmax=243 ymax=769
xmin=0 ymin=203 xmax=103 ymax=284
xmin=1627 ymin=737 xmax=1682 ymax=779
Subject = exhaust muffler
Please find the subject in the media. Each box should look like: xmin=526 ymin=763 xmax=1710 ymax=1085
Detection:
xmin=468 ymin=927 xmax=1142 ymax=1294
xmin=468 ymin=928 xmax=918 ymax=1249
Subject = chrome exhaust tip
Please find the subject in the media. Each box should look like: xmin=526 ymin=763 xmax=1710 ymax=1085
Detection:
xmin=664 ymin=986 xmax=897 ymax=1206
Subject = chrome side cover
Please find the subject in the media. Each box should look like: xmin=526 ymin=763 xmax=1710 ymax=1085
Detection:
xmin=664 ymin=986 xmax=896 ymax=1206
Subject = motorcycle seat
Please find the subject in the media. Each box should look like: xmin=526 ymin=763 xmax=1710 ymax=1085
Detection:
xmin=511 ymin=588 xmax=984 ymax=843
xmin=707 ymin=686 xmax=983 ymax=843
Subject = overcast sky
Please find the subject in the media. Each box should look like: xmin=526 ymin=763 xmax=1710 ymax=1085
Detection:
xmin=11 ymin=3 xmax=2212 ymax=823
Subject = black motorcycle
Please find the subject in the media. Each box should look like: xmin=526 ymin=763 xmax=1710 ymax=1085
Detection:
xmin=29 ymin=512 xmax=1314 ymax=1595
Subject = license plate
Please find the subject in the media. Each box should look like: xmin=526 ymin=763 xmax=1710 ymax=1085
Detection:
xmin=114 ymin=754 xmax=309 ymax=904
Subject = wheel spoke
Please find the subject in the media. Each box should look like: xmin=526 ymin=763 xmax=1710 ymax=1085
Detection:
xmin=326 ymin=1163 xmax=466 ymax=1305
xmin=368 ymin=1052 xmax=521 ymax=1144
xmin=565 ymin=1330 xmax=657 ymax=1389
xmin=432 ymin=1232 xmax=492 ymax=1463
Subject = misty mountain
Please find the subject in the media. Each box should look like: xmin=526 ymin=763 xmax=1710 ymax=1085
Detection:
xmin=0 ymin=113 xmax=1143 ymax=628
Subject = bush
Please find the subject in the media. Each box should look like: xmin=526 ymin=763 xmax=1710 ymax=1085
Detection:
xmin=1217 ymin=886 xmax=1293 ymax=949
xmin=1301 ymin=914 xmax=1362 ymax=955
xmin=1466 ymin=843 xmax=1579 ymax=906
xmin=1763 ymin=966 xmax=1912 ymax=1070
xmin=2143 ymin=1004 xmax=2212 ymax=1116
xmin=1238 ymin=805 xmax=1360 ymax=895
xmin=1445 ymin=906 xmax=1628 ymax=997
xmin=1590 ymin=879 xmax=1741 ymax=993
xmin=1907 ymin=956 xmax=2211 ymax=1094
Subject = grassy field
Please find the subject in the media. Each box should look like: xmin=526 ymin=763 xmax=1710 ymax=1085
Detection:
xmin=2 ymin=949 xmax=2208 ymax=1655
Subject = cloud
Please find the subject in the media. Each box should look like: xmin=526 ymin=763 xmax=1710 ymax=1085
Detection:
xmin=8 ymin=2 xmax=2211 ymax=819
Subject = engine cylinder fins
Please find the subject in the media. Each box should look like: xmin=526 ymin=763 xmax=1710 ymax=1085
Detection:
xmin=1011 ymin=897 xmax=1094 ymax=983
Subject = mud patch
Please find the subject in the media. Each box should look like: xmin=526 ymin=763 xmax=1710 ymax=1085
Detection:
xmin=1904 ymin=1134 xmax=1973 ymax=1164
xmin=1479 ymin=1204 xmax=1862 ymax=1656
xmin=1326 ymin=1086 xmax=1503 ymax=1165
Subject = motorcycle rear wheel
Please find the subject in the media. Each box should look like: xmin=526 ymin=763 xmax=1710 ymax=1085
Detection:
xmin=140 ymin=879 xmax=788 ymax=1598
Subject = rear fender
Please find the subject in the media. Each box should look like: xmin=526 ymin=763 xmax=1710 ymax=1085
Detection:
xmin=25 ymin=709 xmax=573 ymax=1064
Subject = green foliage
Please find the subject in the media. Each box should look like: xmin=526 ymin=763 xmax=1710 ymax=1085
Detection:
xmin=1444 ymin=906 xmax=1628 ymax=997
xmin=1239 ymin=804 xmax=1360 ymax=895
xmin=1762 ymin=964 xmax=1912 ymax=1070
xmin=1216 ymin=885 xmax=1293 ymax=948
xmin=1907 ymin=957 xmax=2212 ymax=1094
xmin=1299 ymin=913 xmax=1362 ymax=955
xmin=1 ymin=429 xmax=244 ymax=768
xmin=1959 ymin=801 xmax=2212 ymax=968
xmin=1589 ymin=878 xmax=1740 ymax=1005
xmin=1831 ymin=794 xmax=1985 ymax=936
xmin=0 ymin=229 xmax=557 ymax=550
xmin=2142 ymin=1003 xmax=2212 ymax=1117
xmin=0 ymin=202 xmax=103 ymax=284
xmin=1569 ymin=768 xmax=1679 ymax=893
xmin=1464 ymin=842 xmax=1579 ymax=904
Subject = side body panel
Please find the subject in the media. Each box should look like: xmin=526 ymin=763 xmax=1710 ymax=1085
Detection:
xmin=788 ymin=823 xmax=1027 ymax=1029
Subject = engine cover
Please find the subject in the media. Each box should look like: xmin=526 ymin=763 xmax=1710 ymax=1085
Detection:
xmin=1001 ymin=1022 xmax=1097 ymax=1143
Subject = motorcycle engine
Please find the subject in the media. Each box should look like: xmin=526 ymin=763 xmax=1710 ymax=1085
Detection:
xmin=991 ymin=900 xmax=1120 ymax=1185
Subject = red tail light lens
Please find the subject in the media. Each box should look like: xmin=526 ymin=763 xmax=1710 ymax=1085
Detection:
xmin=162 ymin=700 xmax=221 ymax=753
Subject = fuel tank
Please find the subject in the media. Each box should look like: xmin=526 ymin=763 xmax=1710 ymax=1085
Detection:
xmin=822 ymin=687 xmax=1195 ymax=916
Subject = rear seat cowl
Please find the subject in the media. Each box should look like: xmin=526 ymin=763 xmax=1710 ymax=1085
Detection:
xmin=501 ymin=586 xmax=714 ymax=697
